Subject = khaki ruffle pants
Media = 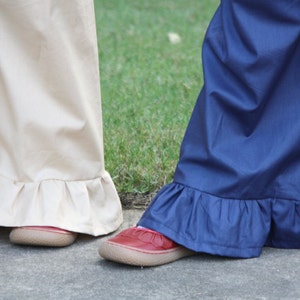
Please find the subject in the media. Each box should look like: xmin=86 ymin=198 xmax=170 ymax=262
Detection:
xmin=0 ymin=0 xmax=123 ymax=235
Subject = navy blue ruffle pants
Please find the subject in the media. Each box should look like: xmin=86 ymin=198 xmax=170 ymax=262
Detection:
xmin=139 ymin=0 xmax=300 ymax=258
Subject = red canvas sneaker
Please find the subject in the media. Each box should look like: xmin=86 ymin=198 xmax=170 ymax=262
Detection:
xmin=9 ymin=226 xmax=77 ymax=247
xmin=98 ymin=227 xmax=194 ymax=266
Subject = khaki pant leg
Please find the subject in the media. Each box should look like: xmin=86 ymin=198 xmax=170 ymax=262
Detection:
xmin=0 ymin=0 xmax=122 ymax=235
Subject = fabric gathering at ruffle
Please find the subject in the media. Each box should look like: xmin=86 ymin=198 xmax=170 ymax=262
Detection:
xmin=139 ymin=182 xmax=300 ymax=258
xmin=0 ymin=171 xmax=123 ymax=236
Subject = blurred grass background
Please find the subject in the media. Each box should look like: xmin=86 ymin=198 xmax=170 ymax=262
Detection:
xmin=94 ymin=0 xmax=219 ymax=194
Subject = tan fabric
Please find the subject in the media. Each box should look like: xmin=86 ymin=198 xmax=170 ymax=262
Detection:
xmin=0 ymin=0 xmax=123 ymax=235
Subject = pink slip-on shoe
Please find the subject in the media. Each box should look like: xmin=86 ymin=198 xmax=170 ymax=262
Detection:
xmin=98 ymin=227 xmax=194 ymax=267
xmin=9 ymin=226 xmax=77 ymax=247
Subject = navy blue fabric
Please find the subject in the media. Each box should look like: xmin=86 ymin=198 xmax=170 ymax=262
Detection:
xmin=138 ymin=0 xmax=300 ymax=258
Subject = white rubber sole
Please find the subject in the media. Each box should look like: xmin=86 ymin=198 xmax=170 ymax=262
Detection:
xmin=9 ymin=227 xmax=77 ymax=247
xmin=99 ymin=240 xmax=194 ymax=267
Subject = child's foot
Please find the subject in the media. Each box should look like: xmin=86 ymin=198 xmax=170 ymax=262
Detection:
xmin=98 ymin=227 xmax=194 ymax=267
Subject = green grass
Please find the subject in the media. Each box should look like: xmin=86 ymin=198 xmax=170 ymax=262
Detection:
xmin=95 ymin=0 xmax=219 ymax=193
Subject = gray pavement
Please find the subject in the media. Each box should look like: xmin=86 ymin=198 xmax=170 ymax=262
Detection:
xmin=1 ymin=209 xmax=300 ymax=300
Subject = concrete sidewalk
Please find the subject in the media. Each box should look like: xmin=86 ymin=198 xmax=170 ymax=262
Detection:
xmin=1 ymin=209 xmax=300 ymax=300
